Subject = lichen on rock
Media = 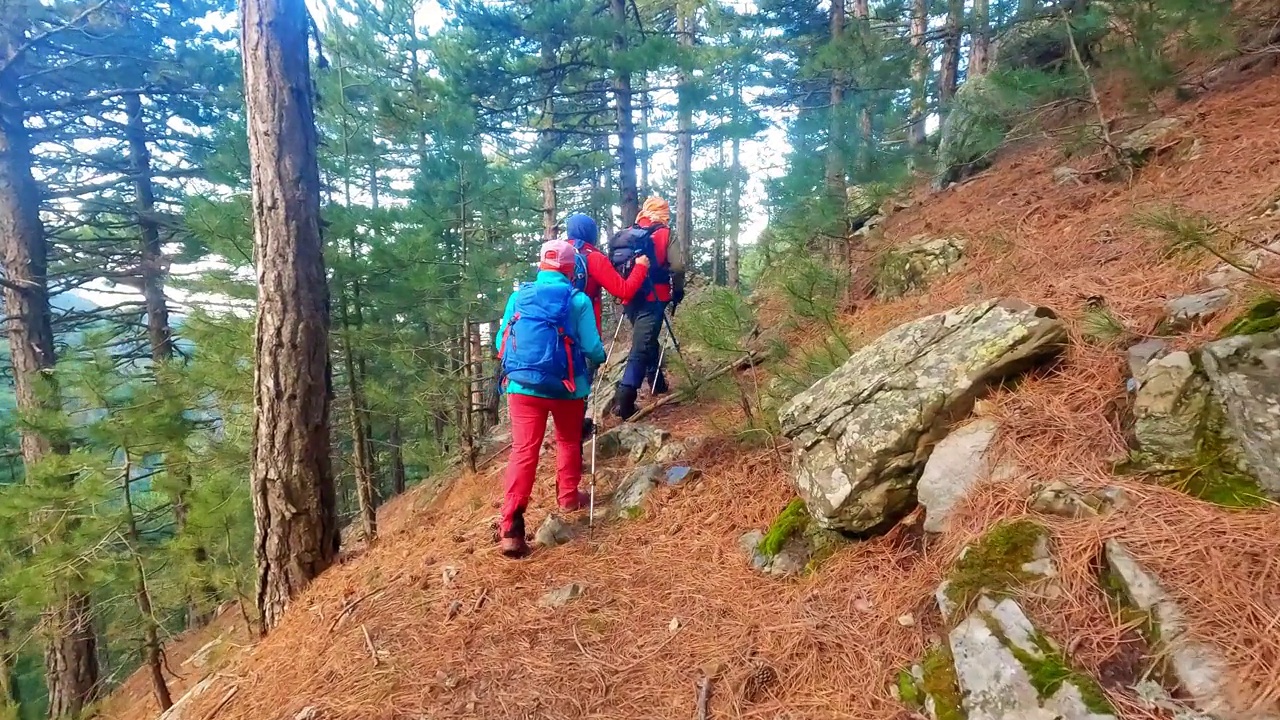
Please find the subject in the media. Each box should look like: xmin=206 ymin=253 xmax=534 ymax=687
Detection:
xmin=874 ymin=235 xmax=967 ymax=299
xmin=779 ymin=299 xmax=1066 ymax=534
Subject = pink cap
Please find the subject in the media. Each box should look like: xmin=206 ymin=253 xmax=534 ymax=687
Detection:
xmin=539 ymin=239 xmax=576 ymax=271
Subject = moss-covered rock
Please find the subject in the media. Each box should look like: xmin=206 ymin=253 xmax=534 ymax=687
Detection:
xmin=943 ymin=520 xmax=1054 ymax=615
xmin=1218 ymin=296 xmax=1280 ymax=338
xmin=920 ymin=644 xmax=965 ymax=720
xmin=759 ymin=498 xmax=808 ymax=557
xmin=950 ymin=596 xmax=1116 ymax=720
xmin=1124 ymin=349 xmax=1269 ymax=507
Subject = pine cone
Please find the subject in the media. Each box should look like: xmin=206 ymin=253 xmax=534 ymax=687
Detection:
xmin=740 ymin=661 xmax=778 ymax=703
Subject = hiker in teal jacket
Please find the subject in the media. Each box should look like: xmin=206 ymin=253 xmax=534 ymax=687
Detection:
xmin=494 ymin=239 xmax=607 ymax=557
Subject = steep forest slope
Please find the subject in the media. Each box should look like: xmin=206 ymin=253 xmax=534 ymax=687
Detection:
xmin=103 ymin=50 xmax=1280 ymax=720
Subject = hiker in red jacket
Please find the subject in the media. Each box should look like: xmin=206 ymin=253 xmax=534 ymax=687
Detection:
xmin=564 ymin=213 xmax=650 ymax=334
xmin=610 ymin=197 xmax=685 ymax=418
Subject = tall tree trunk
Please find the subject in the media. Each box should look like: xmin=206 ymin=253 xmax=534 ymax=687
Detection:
xmin=0 ymin=608 xmax=18 ymax=710
xmin=340 ymin=293 xmax=377 ymax=543
xmin=539 ymin=34 xmax=559 ymax=239
xmin=714 ymin=143 xmax=726 ymax=285
xmin=827 ymin=0 xmax=847 ymax=257
xmin=1 ymin=14 xmax=101 ymax=715
xmin=241 ymin=0 xmax=339 ymax=634
xmin=674 ymin=8 xmax=695 ymax=275
xmin=611 ymin=0 xmax=639 ymax=226
xmin=122 ymin=456 xmax=173 ymax=712
xmin=908 ymin=0 xmax=929 ymax=149
xmin=853 ymin=0 xmax=873 ymax=173
xmin=939 ymin=0 xmax=963 ymax=104
xmin=727 ymin=133 xmax=742 ymax=290
xmin=971 ymin=0 xmax=991 ymax=77
xmin=469 ymin=322 xmax=485 ymax=433
xmin=124 ymin=91 xmax=214 ymax=629
xmin=44 ymin=597 xmax=98 ymax=719
xmin=389 ymin=418 xmax=406 ymax=496
xmin=639 ymin=73 xmax=651 ymax=197
xmin=457 ymin=325 xmax=477 ymax=473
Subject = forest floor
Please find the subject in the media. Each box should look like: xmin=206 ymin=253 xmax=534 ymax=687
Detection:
xmin=102 ymin=59 xmax=1280 ymax=720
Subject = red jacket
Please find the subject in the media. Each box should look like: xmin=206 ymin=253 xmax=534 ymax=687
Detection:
xmin=635 ymin=218 xmax=672 ymax=302
xmin=580 ymin=244 xmax=649 ymax=333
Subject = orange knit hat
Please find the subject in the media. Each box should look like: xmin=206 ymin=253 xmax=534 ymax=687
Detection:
xmin=638 ymin=196 xmax=670 ymax=224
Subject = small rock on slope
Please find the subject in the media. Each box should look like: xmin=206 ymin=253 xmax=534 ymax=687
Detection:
xmin=538 ymin=582 xmax=586 ymax=608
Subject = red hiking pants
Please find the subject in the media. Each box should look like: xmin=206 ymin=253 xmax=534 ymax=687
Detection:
xmin=500 ymin=393 xmax=587 ymax=538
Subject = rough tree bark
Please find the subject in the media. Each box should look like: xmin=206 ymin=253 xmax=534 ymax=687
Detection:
xmin=241 ymin=0 xmax=339 ymax=634
xmin=340 ymin=292 xmax=377 ymax=543
xmin=728 ymin=132 xmax=742 ymax=290
xmin=908 ymin=0 xmax=929 ymax=149
xmin=611 ymin=0 xmax=639 ymax=226
xmin=827 ymin=0 xmax=847 ymax=258
xmin=674 ymin=8 xmax=695 ymax=273
xmin=853 ymin=0 xmax=873 ymax=173
xmin=389 ymin=418 xmax=407 ymax=496
xmin=939 ymin=0 xmax=964 ymax=104
xmin=1 ymin=13 xmax=101 ymax=716
xmin=539 ymin=32 xmax=559 ymax=239
xmin=971 ymin=0 xmax=991 ymax=77
xmin=124 ymin=91 xmax=215 ymax=630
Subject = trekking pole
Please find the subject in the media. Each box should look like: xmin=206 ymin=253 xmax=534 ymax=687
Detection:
xmin=651 ymin=310 xmax=683 ymax=394
xmin=589 ymin=312 xmax=627 ymax=529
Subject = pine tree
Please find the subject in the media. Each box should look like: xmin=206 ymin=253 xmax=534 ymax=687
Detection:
xmin=240 ymin=0 xmax=339 ymax=633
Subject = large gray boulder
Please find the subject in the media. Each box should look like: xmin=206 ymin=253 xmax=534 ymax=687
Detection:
xmin=1199 ymin=330 xmax=1280 ymax=498
xmin=778 ymin=299 xmax=1067 ymax=533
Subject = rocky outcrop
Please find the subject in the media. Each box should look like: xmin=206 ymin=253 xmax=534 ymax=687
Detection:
xmin=778 ymin=299 xmax=1066 ymax=533
xmin=595 ymin=423 xmax=670 ymax=463
xmin=874 ymin=235 xmax=967 ymax=299
xmin=948 ymin=596 xmax=1116 ymax=720
xmin=1102 ymin=541 xmax=1270 ymax=720
xmin=1125 ymin=325 xmax=1277 ymax=505
xmin=612 ymin=464 xmax=663 ymax=519
xmin=933 ymin=74 xmax=1007 ymax=189
xmin=1131 ymin=352 xmax=1209 ymax=465
xmin=1199 ymin=330 xmax=1280 ymax=497
xmin=1119 ymin=117 xmax=1189 ymax=163
xmin=538 ymin=582 xmax=586 ymax=608
xmin=1163 ymin=289 xmax=1232 ymax=331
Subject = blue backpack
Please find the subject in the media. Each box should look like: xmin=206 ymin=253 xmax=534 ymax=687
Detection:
xmin=498 ymin=282 xmax=587 ymax=397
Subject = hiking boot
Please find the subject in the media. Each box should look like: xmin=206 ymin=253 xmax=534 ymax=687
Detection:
xmin=613 ymin=384 xmax=638 ymax=420
xmin=498 ymin=535 xmax=529 ymax=558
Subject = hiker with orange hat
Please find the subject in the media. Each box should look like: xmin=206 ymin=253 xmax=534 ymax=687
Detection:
xmin=606 ymin=196 xmax=686 ymax=419
xmin=494 ymin=239 xmax=607 ymax=558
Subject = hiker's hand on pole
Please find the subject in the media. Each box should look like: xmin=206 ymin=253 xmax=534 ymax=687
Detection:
xmin=635 ymin=255 xmax=651 ymax=267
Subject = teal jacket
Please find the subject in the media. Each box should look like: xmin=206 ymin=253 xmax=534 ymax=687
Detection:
xmin=496 ymin=270 xmax=607 ymax=400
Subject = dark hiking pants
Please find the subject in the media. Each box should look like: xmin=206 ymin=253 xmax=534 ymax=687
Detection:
xmin=622 ymin=299 xmax=667 ymax=390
